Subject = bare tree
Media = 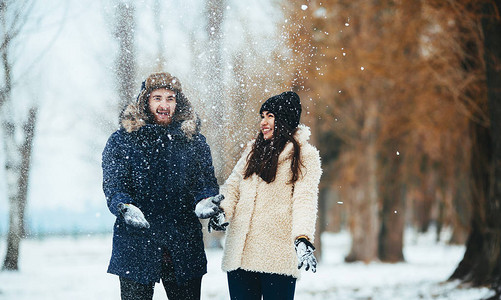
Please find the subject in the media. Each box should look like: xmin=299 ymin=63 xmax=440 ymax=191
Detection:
xmin=449 ymin=1 xmax=501 ymax=297
xmin=0 ymin=0 xmax=38 ymax=271
xmin=377 ymin=0 xmax=423 ymax=262
xmin=114 ymin=0 xmax=136 ymax=118
xmin=204 ymin=0 xmax=226 ymax=182
xmin=152 ymin=0 xmax=166 ymax=71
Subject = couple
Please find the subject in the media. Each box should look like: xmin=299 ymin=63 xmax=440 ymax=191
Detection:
xmin=102 ymin=72 xmax=322 ymax=300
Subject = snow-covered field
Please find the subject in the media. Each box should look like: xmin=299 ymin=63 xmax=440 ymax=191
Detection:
xmin=0 ymin=230 xmax=493 ymax=300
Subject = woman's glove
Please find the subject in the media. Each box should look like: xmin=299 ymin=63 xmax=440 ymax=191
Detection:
xmin=118 ymin=203 xmax=150 ymax=229
xmin=195 ymin=194 xmax=225 ymax=218
xmin=208 ymin=209 xmax=229 ymax=232
xmin=295 ymin=237 xmax=317 ymax=273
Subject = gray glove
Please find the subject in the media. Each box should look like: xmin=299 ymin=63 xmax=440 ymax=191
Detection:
xmin=118 ymin=203 xmax=150 ymax=229
xmin=295 ymin=238 xmax=317 ymax=273
xmin=195 ymin=194 xmax=225 ymax=219
xmin=208 ymin=209 xmax=229 ymax=233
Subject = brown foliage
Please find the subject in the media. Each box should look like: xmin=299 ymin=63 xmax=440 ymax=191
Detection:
xmin=280 ymin=0 xmax=485 ymax=262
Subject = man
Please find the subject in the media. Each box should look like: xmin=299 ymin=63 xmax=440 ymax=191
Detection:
xmin=102 ymin=72 xmax=219 ymax=300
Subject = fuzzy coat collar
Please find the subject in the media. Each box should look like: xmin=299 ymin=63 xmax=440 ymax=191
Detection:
xmin=279 ymin=124 xmax=311 ymax=162
xmin=120 ymin=102 xmax=200 ymax=140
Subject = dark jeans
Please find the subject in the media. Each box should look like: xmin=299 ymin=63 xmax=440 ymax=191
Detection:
xmin=227 ymin=268 xmax=297 ymax=300
xmin=119 ymin=249 xmax=202 ymax=300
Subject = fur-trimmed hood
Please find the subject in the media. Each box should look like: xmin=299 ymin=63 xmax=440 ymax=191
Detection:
xmin=120 ymin=72 xmax=200 ymax=139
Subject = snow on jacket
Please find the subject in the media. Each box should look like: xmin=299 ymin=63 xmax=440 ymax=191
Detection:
xmin=220 ymin=125 xmax=322 ymax=278
xmin=102 ymin=111 xmax=218 ymax=285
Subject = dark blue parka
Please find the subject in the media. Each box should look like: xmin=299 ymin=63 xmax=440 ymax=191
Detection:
xmin=102 ymin=120 xmax=219 ymax=285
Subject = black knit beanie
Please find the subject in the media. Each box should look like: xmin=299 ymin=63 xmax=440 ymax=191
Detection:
xmin=259 ymin=91 xmax=302 ymax=129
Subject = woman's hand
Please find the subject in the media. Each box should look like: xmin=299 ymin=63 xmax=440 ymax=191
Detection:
xmin=295 ymin=238 xmax=317 ymax=273
xmin=208 ymin=210 xmax=229 ymax=232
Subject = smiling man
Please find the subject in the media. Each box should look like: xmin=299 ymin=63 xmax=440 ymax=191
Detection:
xmin=102 ymin=72 xmax=219 ymax=300
xmin=148 ymin=88 xmax=176 ymax=125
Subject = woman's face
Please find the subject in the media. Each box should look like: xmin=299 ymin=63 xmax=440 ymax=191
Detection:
xmin=260 ymin=111 xmax=275 ymax=140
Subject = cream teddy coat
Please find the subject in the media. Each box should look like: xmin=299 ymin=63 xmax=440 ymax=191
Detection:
xmin=220 ymin=125 xmax=322 ymax=278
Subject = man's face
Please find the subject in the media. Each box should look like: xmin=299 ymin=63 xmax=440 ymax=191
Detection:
xmin=148 ymin=88 xmax=177 ymax=126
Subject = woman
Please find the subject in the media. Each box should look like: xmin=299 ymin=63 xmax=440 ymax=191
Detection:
xmin=198 ymin=91 xmax=322 ymax=299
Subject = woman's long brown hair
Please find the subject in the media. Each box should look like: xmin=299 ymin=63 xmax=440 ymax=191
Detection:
xmin=244 ymin=119 xmax=303 ymax=184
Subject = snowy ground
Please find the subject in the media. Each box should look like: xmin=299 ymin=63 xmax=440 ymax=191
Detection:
xmin=0 ymin=230 xmax=494 ymax=300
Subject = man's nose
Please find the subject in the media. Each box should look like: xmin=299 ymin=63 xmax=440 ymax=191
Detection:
xmin=159 ymin=99 xmax=169 ymax=107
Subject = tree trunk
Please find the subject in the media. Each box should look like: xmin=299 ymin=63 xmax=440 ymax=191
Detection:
xmin=199 ymin=0 xmax=226 ymax=250
xmin=114 ymin=0 xmax=136 ymax=117
xmin=345 ymin=101 xmax=380 ymax=263
xmin=152 ymin=0 xmax=166 ymax=71
xmin=416 ymin=165 xmax=437 ymax=233
xmin=1 ymin=114 xmax=22 ymax=271
xmin=0 ymin=0 xmax=37 ymax=271
xmin=483 ymin=0 xmax=501 ymax=295
xmin=204 ymin=0 xmax=226 ymax=183
xmin=2 ymin=107 xmax=37 ymax=270
xmin=378 ymin=0 xmax=421 ymax=261
xmin=450 ymin=1 xmax=501 ymax=293
xmin=449 ymin=172 xmax=471 ymax=245
xmin=449 ymin=115 xmax=492 ymax=284
xmin=378 ymin=145 xmax=405 ymax=262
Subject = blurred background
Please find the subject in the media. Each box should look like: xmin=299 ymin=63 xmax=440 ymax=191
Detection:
xmin=0 ymin=0 xmax=500 ymax=296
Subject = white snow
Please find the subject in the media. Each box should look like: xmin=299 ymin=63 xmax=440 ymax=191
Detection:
xmin=0 ymin=230 xmax=493 ymax=300
xmin=0 ymin=1 xmax=495 ymax=299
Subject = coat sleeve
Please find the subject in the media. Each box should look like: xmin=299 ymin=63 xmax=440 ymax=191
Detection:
xmin=220 ymin=142 xmax=251 ymax=220
xmin=191 ymin=134 xmax=219 ymax=204
xmin=291 ymin=144 xmax=322 ymax=243
xmin=102 ymin=131 xmax=134 ymax=217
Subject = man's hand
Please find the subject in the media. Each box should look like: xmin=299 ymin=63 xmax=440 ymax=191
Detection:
xmin=208 ymin=210 xmax=229 ymax=233
xmin=118 ymin=203 xmax=150 ymax=229
xmin=295 ymin=238 xmax=317 ymax=273
xmin=195 ymin=194 xmax=225 ymax=219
